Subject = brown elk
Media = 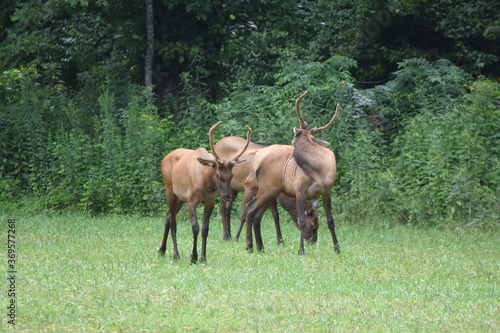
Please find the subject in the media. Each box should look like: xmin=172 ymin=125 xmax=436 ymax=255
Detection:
xmin=245 ymin=92 xmax=340 ymax=255
xmin=214 ymin=136 xmax=320 ymax=243
xmin=158 ymin=122 xmax=252 ymax=263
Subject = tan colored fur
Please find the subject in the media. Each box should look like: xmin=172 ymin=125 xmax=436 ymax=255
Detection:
xmin=244 ymin=92 xmax=340 ymax=255
xmin=158 ymin=124 xmax=251 ymax=263
xmin=215 ymin=137 xmax=319 ymax=243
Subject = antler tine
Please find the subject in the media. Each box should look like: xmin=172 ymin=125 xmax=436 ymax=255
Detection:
xmin=209 ymin=121 xmax=222 ymax=161
xmin=295 ymin=91 xmax=308 ymax=129
xmin=230 ymin=125 xmax=252 ymax=163
xmin=311 ymin=104 xmax=340 ymax=135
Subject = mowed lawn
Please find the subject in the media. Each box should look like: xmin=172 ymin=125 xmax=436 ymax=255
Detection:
xmin=2 ymin=209 xmax=498 ymax=332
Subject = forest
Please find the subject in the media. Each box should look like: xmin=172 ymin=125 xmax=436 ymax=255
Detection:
xmin=1 ymin=0 xmax=499 ymax=228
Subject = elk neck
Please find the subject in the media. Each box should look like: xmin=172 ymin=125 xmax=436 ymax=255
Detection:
xmin=293 ymin=137 xmax=326 ymax=171
xmin=292 ymin=135 xmax=336 ymax=186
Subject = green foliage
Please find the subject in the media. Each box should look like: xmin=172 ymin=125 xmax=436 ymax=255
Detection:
xmin=211 ymin=55 xmax=358 ymax=145
xmin=44 ymin=87 xmax=170 ymax=214
xmin=0 ymin=72 xmax=173 ymax=213
xmin=419 ymin=0 xmax=500 ymax=76
xmin=2 ymin=0 xmax=498 ymax=99
xmin=1 ymin=51 xmax=499 ymax=228
xmin=301 ymin=0 xmax=500 ymax=82
xmin=220 ymin=0 xmax=316 ymax=85
xmin=332 ymin=59 xmax=499 ymax=227
xmin=1 ymin=1 xmax=499 ymax=227
xmin=390 ymin=79 xmax=499 ymax=225
xmin=0 ymin=0 xmax=144 ymax=89
xmin=373 ymin=58 xmax=472 ymax=139
xmin=0 ymin=65 xmax=68 ymax=200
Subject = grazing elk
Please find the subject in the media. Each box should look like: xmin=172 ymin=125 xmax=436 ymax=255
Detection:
xmin=158 ymin=122 xmax=252 ymax=263
xmin=245 ymin=92 xmax=340 ymax=255
xmin=215 ymin=136 xmax=320 ymax=243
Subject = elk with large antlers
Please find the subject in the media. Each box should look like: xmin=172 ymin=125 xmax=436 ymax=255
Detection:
xmin=214 ymin=136 xmax=320 ymax=243
xmin=245 ymin=92 xmax=340 ymax=255
xmin=158 ymin=122 xmax=252 ymax=263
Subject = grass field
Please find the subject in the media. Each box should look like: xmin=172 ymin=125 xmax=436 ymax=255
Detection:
xmin=1 ymin=208 xmax=498 ymax=332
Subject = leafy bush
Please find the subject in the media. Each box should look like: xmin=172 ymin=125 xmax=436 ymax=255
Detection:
xmin=390 ymin=79 xmax=499 ymax=226
xmin=0 ymin=69 xmax=174 ymax=214
xmin=44 ymin=87 xmax=171 ymax=214
xmin=0 ymin=65 xmax=69 ymax=200
xmin=333 ymin=59 xmax=499 ymax=227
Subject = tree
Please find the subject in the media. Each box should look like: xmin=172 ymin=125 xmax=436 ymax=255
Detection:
xmin=144 ymin=0 xmax=154 ymax=88
xmin=308 ymin=0 xmax=500 ymax=83
xmin=0 ymin=1 xmax=145 ymax=89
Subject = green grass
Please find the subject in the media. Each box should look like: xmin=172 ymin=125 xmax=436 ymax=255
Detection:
xmin=1 ymin=209 xmax=498 ymax=332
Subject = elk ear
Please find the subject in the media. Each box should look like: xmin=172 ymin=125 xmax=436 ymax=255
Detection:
xmin=232 ymin=158 xmax=247 ymax=165
xmin=196 ymin=157 xmax=216 ymax=167
xmin=312 ymin=200 xmax=320 ymax=210
xmin=293 ymin=128 xmax=302 ymax=137
xmin=312 ymin=137 xmax=331 ymax=147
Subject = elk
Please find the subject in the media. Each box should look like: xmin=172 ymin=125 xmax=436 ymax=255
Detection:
xmin=158 ymin=122 xmax=252 ymax=263
xmin=244 ymin=92 xmax=340 ymax=255
xmin=214 ymin=136 xmax=320 ymax=243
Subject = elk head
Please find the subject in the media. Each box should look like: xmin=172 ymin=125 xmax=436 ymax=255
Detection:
xmin=292 ymin=91 xmax=340 ymax=148
xmin=197 ymin=121 xmax=252 ymax=202
xmin=303 ymin=200 xmax=320 ymax=243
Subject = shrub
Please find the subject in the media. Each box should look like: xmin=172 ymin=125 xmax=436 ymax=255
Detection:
xmin=390 ymin=78 xmax=499 ymax=226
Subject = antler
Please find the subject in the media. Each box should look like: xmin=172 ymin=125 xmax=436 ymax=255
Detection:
xmin=230 ymin=125 xmax=252 ymax=164
xmin=295 ymin=91 xmax=308 ymax=130
xmin=310 ymin=104 xmax=340 ymax=135
xmin=209 ymin=121 xmax=222 ymax=161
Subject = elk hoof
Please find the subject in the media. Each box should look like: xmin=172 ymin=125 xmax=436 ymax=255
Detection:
xmin=190 ymin=251 xmax=198 ymax=263
xmin=334 ymin=244 xmax=341 ymax=254
xmin=298 ymin=248 xmax=305 ymax=256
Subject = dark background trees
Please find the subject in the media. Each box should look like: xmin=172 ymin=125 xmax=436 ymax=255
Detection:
xmin=1 ymin=0 xmax=498 ymax=226
xmin=2 ymin=1 xmax=498 ymax=96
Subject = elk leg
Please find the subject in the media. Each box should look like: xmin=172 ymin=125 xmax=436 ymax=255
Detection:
xmin=322 ymin=194 xmax=340 ymax=253
xmin=221 ymin=189 xmax=238 ymax=241
xmin=200 ymin=202 xmax=214 ymax=263
xmin=235 ymin=212 xmax=244 ymax=241
xmin=220 ymin=197 xmax=228 ymax=240
xmin=244 ymin=198 xmax=256 ymax=252
xmin=158 ymin=209 xmax=171 ymax=255
xmin=235 ymin=188 xmax=255 ymax=241
xmin=270 ymin=199 xmax=284 ymax=244
xmin=252 ymin=209 xmax=266 ymax=252
xmin=296 ymin=193 xmax=307 ymax=255
xmin=188 ymin=201 xmax=200 ymax=264
xmin=171 ymin=202 xmax=183 ymax=260
xmin=248 ymin=195 xmax=274 ymax=252
xmin=159 ymin=197 xmax=183 ymax=259
xmin=248 ymin=186 xmax=281 ymax=252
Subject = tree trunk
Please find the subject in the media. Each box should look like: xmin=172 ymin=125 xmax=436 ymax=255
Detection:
xmin=144 ymin=0 xmax=154 ymax=88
